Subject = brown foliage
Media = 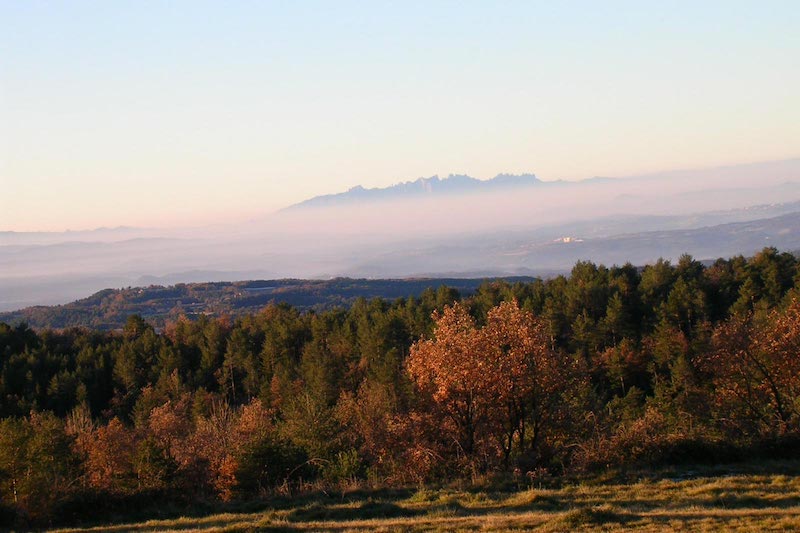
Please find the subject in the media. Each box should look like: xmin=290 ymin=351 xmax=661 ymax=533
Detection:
xmin=335 ymin=381 xmax=395 ymax=468
xmin=84 ymin=417 xmax=136 ymax=492
xmin=406 ymin=301 xmax=574 ymax=473
xmin=190 ymin=398 xmax=275 ymax=500
xmin=702 ymin=300 xmax=800 ymax=436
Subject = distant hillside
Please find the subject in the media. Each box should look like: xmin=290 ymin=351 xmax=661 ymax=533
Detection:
xmin=0 ymin=277 xmax=537 ymax=330
xmin=342 ymin=210 xmax=800 ymax=277
xmin=287 ymin=173 xmax=544 ymax=209
xmin=0 ymin=226 xmax=156 ymax=246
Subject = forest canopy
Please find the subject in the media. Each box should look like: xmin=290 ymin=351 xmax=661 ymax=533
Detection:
xmin=2 ymin=247 xmax=800 ymax=526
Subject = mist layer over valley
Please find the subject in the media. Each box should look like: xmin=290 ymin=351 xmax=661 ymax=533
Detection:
xmin=2 ymin=158 xmax=800 ymax=312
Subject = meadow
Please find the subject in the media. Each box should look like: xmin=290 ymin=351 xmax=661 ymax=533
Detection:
xmin=50 ymin=461 xmax=800 ymax=532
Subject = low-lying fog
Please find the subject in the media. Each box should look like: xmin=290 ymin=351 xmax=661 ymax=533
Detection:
xmin=2 ymin=159 xmax=800 ymax=311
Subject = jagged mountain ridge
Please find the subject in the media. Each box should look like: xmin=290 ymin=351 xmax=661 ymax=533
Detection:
xmin=287 ymin=173 xmax=545 ymax=209
xmin=286 ymin=159 xmax=800 ymax=211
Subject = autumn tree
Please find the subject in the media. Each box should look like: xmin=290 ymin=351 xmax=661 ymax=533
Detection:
xmin=484 ymin=301 xmax=575 ymax=466
xmin=407 ymin=303 xmax=488 ymax=467
xmin=703 ymin=299 xmax=800 ymax=436
xmin=407 ymin=301 xmax=574 ymax=472
xmin=83 ymin=417 xmax=136 ymax=492
xmin=188 ymin=397 xmax=293 ymax=500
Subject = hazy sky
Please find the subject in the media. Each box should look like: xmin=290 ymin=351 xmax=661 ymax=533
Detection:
xmin=2 ymin=1 xmax=799 ymax=231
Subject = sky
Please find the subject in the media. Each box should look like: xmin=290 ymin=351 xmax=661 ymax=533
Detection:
xmin=1 ymin=1 xmax=799 ymax=231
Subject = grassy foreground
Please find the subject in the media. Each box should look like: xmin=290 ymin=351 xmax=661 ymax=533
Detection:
xmin=51 ymin=462 xmax=800 ymax=532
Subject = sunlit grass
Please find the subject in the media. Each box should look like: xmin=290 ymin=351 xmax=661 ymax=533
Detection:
xmin=50 ymin=461 xmax=800 ymax=532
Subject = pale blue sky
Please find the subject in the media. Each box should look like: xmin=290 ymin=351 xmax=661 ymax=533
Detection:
xmin=1 ymin=1 xmax=798 ymax=231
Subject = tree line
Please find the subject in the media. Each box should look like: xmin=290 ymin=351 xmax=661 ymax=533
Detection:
xmin=2 ymin=247 xmax=800 ymax=526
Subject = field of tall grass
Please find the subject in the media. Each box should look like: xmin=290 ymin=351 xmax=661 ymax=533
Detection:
xmin=45 ymin=460 xmax=800 ymax=532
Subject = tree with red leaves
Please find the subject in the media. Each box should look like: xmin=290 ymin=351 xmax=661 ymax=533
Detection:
xmin=407 ymin=301 xmax=573 ymax=472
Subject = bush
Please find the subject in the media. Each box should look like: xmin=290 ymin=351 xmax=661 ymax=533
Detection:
xmin=322 ymin=449 xmax=363 ymax=483
xmin=571 ymin=408 xmax=736 ymax=471
xmin=0 ymin=502 xmax=18 ymax=528
xmin=235 ymin=437 xmax=310 ymax=495
xmin=51 ymin=488 xmax=199 ymax=528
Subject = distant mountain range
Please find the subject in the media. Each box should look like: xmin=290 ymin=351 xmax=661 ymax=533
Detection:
xmin=287 ymin=159 xmax=800 ymax=210
xmin=3 ymin=158 xmax=800 ymax=314
xmin=287 ymin=173 xmax=547 ymax=209
xmin=0 ymin=226 xmax=158 ymax=246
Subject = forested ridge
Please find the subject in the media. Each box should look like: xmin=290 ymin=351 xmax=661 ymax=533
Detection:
xmin=3 ymin=247 xmax=800 ymax=527
xmin=0 ymin=276 xmax=538 ymax=330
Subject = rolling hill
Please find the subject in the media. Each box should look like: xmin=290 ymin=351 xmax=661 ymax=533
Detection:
xmin=0 ymin=276 xmax=536 ymax=330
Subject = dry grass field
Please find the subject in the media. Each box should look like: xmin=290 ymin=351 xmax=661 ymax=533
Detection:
xmin=51 ymin=462 xmax=800 ymax=532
